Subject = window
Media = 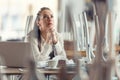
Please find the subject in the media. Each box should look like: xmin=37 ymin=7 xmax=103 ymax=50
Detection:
xmin=0 ymin=0 xmax=58 ymax=41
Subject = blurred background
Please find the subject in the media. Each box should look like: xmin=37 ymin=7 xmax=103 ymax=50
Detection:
xmin=0 ymin=0 xmax=58 ymax=41
xmin=0 ymin=0 xmax=120 ymax=79
xmin=0 ymin=0 xmax=120 ymax=42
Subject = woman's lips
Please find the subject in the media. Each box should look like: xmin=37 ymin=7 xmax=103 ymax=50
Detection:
xmin=48 ymin=23 xmax=53 ymax=25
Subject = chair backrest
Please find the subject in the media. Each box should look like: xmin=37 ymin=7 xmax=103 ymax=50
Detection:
xmin=64 ymin=40 xmax=86 ymax=59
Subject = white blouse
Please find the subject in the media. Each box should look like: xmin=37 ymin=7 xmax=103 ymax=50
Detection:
xmin=25 ymin=30 xmax=67 ymax=62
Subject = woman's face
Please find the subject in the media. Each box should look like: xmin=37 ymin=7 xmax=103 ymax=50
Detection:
xmin=38 ymin=9 xmax=54 ymax=32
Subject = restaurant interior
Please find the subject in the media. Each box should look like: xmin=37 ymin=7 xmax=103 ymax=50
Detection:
xmin=0 ymin=0 xmax=120 ymax=80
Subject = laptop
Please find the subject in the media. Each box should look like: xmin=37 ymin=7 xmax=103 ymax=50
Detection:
xmin=0 ymin=41 xmax=34 ymax=68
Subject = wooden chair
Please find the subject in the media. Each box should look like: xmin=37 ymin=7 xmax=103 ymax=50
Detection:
xmin=64 ymin=40 xmax=86 ymax=59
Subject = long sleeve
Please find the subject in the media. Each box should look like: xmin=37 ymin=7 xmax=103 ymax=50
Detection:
xmin=25 ymin=30 xmax=67 ymax=62
xmin=25 ymin=31 xmax=50 ymax=61
xmin=53 ymin=33 xmax=67 ymax=60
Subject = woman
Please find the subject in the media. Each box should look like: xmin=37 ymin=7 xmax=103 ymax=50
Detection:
xmin=25 ymin=7 xmax=67 ymax=62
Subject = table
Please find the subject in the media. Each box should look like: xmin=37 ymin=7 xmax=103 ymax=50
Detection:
xmin=0 ymin=67 xmax=76 ymax=80
xmin=66 ymin=45 xmax=120 ymax=59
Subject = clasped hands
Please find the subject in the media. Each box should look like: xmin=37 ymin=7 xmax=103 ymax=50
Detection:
xmin=46 ymin=28 xmax=58 ymax=44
